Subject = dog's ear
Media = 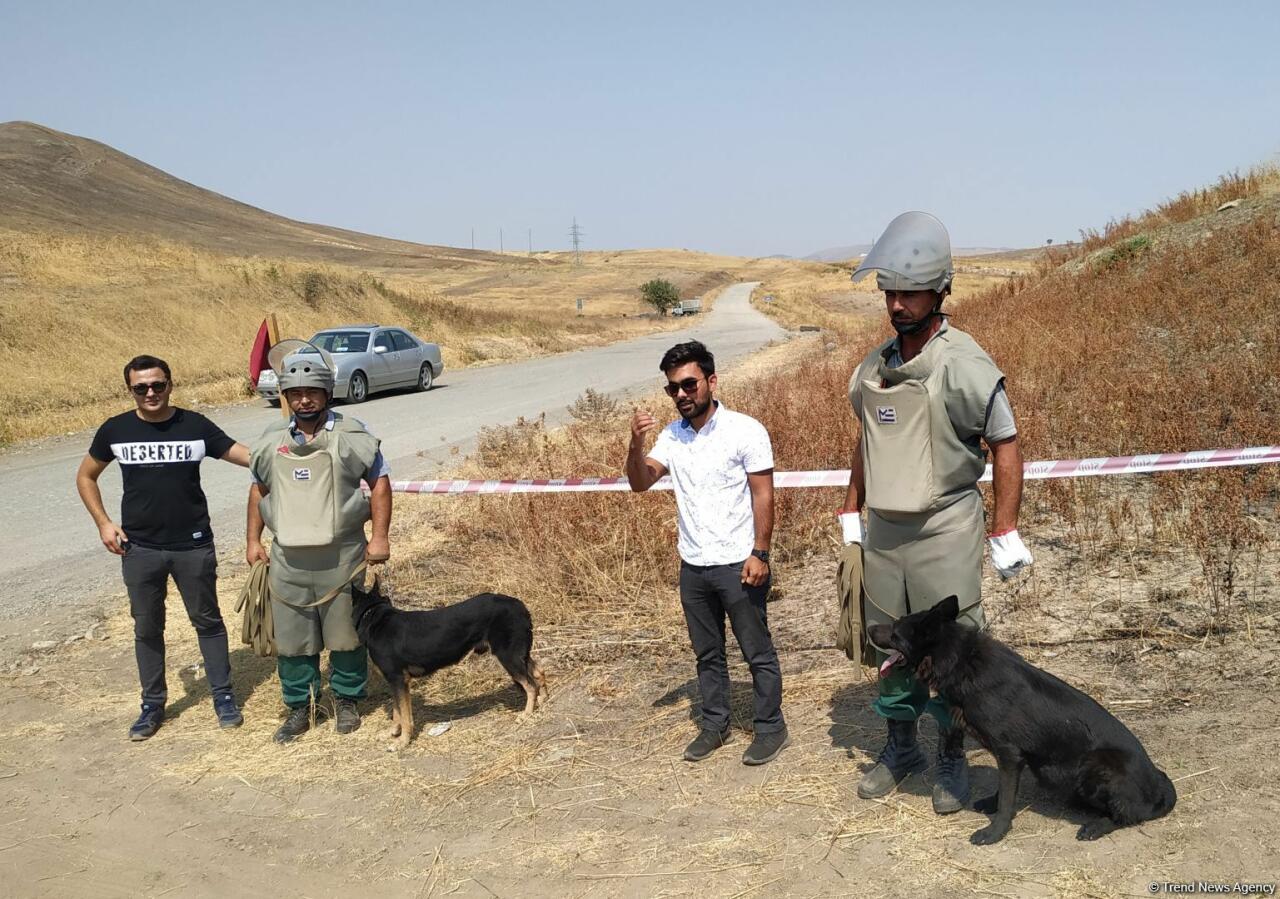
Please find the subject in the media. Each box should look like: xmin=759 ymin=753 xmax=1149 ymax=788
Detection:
xmin=938 ymin=595 xmax=960 ymax=621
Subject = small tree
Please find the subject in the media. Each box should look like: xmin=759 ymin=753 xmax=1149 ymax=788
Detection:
xmin=638 ymin=278 xmax=680 ymax=316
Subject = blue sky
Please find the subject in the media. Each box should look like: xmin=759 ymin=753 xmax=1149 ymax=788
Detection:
xmin=3 ymin=1 xmax=1278 ymax=257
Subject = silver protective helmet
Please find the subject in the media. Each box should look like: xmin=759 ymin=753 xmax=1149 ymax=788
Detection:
xmin=851 ymin=211 xmax=954 ymax=294
xmin=269 ymin=339 xmax=336 ymax=395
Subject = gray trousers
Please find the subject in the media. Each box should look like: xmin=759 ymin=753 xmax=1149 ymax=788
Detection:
xmin=679 ymin=560 xmax=785 ymax=735
xmin=121 ymin=542 xmax=232 ymax=706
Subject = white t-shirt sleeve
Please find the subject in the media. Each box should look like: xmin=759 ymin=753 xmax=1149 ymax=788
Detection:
xmin=741 ymin=418 xmax=775 ymax=473
xmin=647 ymin=424 xmax=675 ymax=469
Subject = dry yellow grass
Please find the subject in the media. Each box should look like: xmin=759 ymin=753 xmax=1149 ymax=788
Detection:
xmin=0 ymin=232 xmax=790 ymax=443
xmin=422 ymin=165 xmax=1280 ymax=653
xmin=739 ymin=251 xmax=1039 ymax=337
xmin=1074 ymin=164 xmax=1280 ymax=255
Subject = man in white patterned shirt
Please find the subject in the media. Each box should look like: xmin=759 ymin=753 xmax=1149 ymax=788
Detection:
xmin=627 ymin=340 xmax=789 ymax=766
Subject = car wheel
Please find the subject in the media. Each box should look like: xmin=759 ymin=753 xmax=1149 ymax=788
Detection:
xmin=416 ymin=363 xmax=434 ymax=392
xmin=348 ymin=371 xmax=368 ymax=404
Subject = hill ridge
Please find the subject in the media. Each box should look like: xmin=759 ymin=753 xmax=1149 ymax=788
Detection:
xmin=0 ymin=120 xmax=501 ymax=268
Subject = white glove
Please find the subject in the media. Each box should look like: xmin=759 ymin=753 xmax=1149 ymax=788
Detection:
xmin=838 ymin=511 xmax=864 ymax=545
xmin=988 ymin=529 xmax=1033 ymax=580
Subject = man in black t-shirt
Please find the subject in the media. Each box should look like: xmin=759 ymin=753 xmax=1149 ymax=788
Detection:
xmin=76 ymin=355 xmax=251 ymax=741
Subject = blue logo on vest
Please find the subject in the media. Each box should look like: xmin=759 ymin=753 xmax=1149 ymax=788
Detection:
xmin=293 ymin=468 xmax=311 ymax=481
xmin=876 ymin=406 xmax=897 ymax=424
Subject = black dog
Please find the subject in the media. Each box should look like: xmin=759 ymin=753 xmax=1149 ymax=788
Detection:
xmin=867 ymin=596 xmax=1176 ymax=844
xmin=352 ymin=578 xmax=547 ymax=750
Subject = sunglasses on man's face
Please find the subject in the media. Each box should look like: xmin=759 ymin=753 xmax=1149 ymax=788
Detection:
xmin=664 ymin=377 xmax=704 ymax=397
xmin=129 ymin=380 xmax=170 ymax=396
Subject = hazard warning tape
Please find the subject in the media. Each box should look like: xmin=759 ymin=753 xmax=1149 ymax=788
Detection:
xmin=388 ymin=445 xmax=1280 ymax=495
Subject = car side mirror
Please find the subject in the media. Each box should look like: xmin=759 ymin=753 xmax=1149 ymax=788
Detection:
xmin=374 ymin=345 xmax=388 ymax=354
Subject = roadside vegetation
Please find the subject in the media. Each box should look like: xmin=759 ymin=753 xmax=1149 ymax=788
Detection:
xmin=426 ymin=164 xmax=1280 ymax=651
xmin=637 ymin=277 xmax=681 ymax=315
xmin=0 ymin=232 xmax=799 ymax=444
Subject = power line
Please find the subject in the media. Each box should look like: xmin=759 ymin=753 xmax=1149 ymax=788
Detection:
xmin=569 ymin=217 xmax=584 ymax=266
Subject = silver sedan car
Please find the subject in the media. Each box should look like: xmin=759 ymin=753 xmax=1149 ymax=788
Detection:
xmin=257 ymin=324 xmax=445 ymax=403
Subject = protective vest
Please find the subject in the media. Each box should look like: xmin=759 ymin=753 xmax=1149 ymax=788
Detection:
xmin=849 ymin=325 xmax=1003 ymax=514
xmin=250 ymin=414 xmax=380 ymax=548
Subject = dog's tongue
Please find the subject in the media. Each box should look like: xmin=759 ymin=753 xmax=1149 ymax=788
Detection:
xmin=879 ymin=650 xmax=904 ymax=678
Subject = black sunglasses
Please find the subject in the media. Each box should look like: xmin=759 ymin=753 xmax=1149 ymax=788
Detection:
xmin=129 ymin=380 xmax=170 ymax=396
xmin=664 ymin=377 xmax=704 ymax=397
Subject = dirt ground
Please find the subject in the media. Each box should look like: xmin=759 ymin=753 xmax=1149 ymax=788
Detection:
xmin=2 ymin=506 xmax=1277 ymax=898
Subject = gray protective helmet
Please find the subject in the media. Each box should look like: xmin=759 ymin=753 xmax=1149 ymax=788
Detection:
xmin=270 ymin=339 xmax=335 ymax=395
xmin=851 ymin=211 xmax=954 ymax=294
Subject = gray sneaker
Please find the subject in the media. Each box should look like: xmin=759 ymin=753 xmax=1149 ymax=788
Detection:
xmin=742 ymin=727 xmax=791 ymax=766
xmin=683 ymin=727 xmax=731 ymax=761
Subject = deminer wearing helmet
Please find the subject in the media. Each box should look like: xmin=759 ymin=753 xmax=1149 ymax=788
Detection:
xmin=837 ymin=212 xmax=1033 ymax=813
xmin=245 ymin=347 xmax=393 ymax=744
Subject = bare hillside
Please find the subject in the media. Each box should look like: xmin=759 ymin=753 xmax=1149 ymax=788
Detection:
xmin=0 ymin=120 xmax=499 ymax=269
xmin=0 ymin=122 xmax=830 ymax=443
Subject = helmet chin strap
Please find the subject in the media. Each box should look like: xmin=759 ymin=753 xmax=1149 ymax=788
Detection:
xmin=293 ymin=408 xmax=325 ymax=422
xmin=891 ymin=300 xmax=946 ymax=336
xmin=891 ymin=313 xmax=934 ymax=336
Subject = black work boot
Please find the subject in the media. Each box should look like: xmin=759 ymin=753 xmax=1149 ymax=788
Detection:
xmin=273 ymin=704 xmax=325 ymax=744
xmin=857 ymin=718 xmax=928 ymax=799
xmin=683 ymin=727 xmax=732 ymax=761
xmin=932 ymin=727 xmax=971 ymax=814
xmin=334 ymin=698 xmax=361 ymax=734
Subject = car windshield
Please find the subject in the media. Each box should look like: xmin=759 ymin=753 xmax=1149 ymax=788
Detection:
xmin=304 ymin=331 xmax=369 ymax=354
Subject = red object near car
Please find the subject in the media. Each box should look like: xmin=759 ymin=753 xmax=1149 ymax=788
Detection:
xmin=249 ymin=318 xmax=271 ymax=385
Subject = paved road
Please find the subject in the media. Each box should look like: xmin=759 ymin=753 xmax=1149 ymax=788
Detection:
xmin=0 ymin=282 xmax=786 ymax=636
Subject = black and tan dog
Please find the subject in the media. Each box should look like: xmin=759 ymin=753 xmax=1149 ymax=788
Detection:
xmin=352 ymin=578 xmax=547 ymax=750
xmin=868 ymin=595 xmax=1176 ymax=844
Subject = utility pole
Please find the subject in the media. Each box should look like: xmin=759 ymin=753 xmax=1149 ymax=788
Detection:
xmin=499 ymin=228 xmax=504 ymax=254
xmin=528 ymin=228 xmax=533 ymax=256
xmin=569 ymin=217 xmax=583 ymax=267
xmin=471 ymin=228 xmax=474 ymax=250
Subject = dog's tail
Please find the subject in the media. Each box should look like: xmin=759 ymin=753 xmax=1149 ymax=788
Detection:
xmin=1152 ymin=768 xmax=1177 ymax=817
xmin=505 ymin=596 xmax=545 ymax=702
xmin=527 ymin=655 xmax=548 ymax=701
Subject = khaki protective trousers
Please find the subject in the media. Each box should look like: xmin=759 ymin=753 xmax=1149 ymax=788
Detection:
xmin=863 ymin=490 xmax=986 ymax=726
xmin=268 ymin=540 xmax=366 ymax=657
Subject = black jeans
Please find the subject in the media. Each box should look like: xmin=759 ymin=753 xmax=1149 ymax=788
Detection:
xmin=679 ymin=560 xmax=785 ymax=735
xmin=121 ymin=543 xmax=232 ymax=705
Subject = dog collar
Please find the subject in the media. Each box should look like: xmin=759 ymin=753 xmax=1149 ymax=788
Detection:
xmin=354 ymin=602 xmax=379 ymax=631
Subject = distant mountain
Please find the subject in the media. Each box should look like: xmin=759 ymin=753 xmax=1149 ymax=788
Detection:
xmin=952 ymin=247 xmax=1017 ymax=257
xmin=804 ymin=244 xmax=872 ymax=263
xmin=0 ymin=120 xmax=502 ymax=268
xmin=805 ymin=243 xmax=1015 ymax=263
